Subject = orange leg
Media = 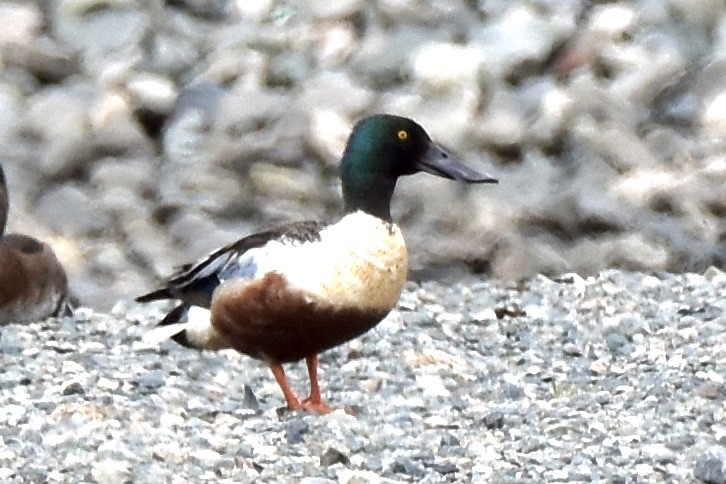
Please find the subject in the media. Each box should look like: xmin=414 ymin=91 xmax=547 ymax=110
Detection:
xmin=269 ymin=357 xmax=332 ymax=414
xmin=301 ymin=354 xmax=332 ymax=413
xmin=270 ymin=362 xmax=302 ymax=410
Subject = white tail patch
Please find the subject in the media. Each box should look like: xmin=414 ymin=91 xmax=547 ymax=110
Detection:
xmin=183 ymin=306 xmax=218 ymax=348
xmin=142 ymin=322 xmax=188 ymax=346
xmin=142 ymin=306 xmax=218 ymax=348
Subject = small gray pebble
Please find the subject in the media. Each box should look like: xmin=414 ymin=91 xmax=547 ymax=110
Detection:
xmin=0 ymin=329 xmax=25 ymax=355
xmin=563 ymin=342 xmax=583 ymax=357
xmin=483 ymin=411 xmax=505 ymax=430
xmin=503 ymin=383 xmax=525 ymax=400
xmin=62 ymin=382 xmax=84 ymax=396
xmin=694 ymin=447 xmax=726 ymax=484
xmin=242 ymin=384 xmax=260 ymax=411
xmin=33 ymin=400 xmax=56 ymax=411
xmin=440 ymin=433 xmax=460 ymax=447
xmin=390 ymin=457 xmax=425 ymax=477
xmin=432 ymin=462 xmax=458 ymax=475
xmin=286 ymin=418 xmax=309 ymax=444
xmin=605 ymin=333 xmax=629 ymax=355
xmin=137 ymin=370 xmax=166 ymax=390
xmin=320 ymin=448 xmax=349 ymax=467
xmin=594 ymin=391 xmax=612 ymax=405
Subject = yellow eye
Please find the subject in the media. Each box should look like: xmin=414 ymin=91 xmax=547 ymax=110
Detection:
xmin=397 ymin=130 xmax=408 ymax=140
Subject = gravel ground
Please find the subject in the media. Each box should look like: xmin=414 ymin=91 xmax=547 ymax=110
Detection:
xmin=1 ymin=1 xmax=725 ymax=308
xmin=0 ymin=269 xmax=724 ymax=483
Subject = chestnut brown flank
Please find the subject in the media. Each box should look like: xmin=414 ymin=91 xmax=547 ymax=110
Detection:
xmin=211 ymin=272 xmax=390 ymax=363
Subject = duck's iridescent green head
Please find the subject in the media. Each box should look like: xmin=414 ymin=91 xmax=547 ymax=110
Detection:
xmin=341 ymin=114 xmax=498 ymax=220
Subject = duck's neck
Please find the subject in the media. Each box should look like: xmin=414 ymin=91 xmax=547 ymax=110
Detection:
xmin=342 ymin=175 xmax=397 ymax=222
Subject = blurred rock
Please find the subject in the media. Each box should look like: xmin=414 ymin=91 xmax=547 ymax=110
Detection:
xmin=470 ymin=4 xmax=568 ymax=80
xmin=411 ymin=42 xmax=483 ymax=91
xmin=0 ymin=0 xmax=724 ymax=310
xmin=304 ymin=0 xmax=363 ymax=20
xmin=2 ymin=38 xmax=79 ymax=83
xmin=90 ymin=91 xmax=154 ymax=156
xmin=36 ymin=184 xmax=111 ymax=236
xmin=167 ymin=0 xmax=228 ymax=19
xmin=265 ymin=51 xmax=311 ymax=87
xmin=0 ymin=2 xmax=42 ymax=46
xmin=90 ymin=157 xmax=157 ymax=198
xmin=475 ymin=88 xmax=526 ymax=156
xmin=352 ymin=26 xmax=448 ymax=88
xmin=53 ymin=0 xmax=150 ymax=52
xmin=0 ymin=84 xmax=23 ymax=148
xmin=22 ymin=84 xmax=95 ymax=177
xmin=702 ymin=90 xmax=726 ymax=138
xmin=125 ymin=72 xmax=178 ymax=117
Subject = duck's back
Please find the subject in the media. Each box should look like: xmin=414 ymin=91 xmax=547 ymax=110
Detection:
xmin=0 ymin=234 xmax=70 ymax=324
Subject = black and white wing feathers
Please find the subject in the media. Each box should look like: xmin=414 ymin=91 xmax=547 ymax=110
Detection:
xmin=135 ymin=220 xmax=325 ymax=308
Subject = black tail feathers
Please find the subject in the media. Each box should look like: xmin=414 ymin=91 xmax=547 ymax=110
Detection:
xmin=158 ymin=304 xmax=193 ymax=348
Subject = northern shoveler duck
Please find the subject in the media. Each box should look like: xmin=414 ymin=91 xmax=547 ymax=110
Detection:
xmin=0 ymin=165 xmax=72 ymax=324
xmin=137 ymin=114 xmax=498 ymax=413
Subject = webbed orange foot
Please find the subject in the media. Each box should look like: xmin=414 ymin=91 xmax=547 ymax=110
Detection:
xmin=299 ymin=397 xmax=333 ymax=414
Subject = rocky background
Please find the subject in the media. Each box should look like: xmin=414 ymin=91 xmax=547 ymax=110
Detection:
xmin=0 ymin=2 xmax=725 ymax=483
xmin=0 ymin=0 xmax=724 ymax=309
